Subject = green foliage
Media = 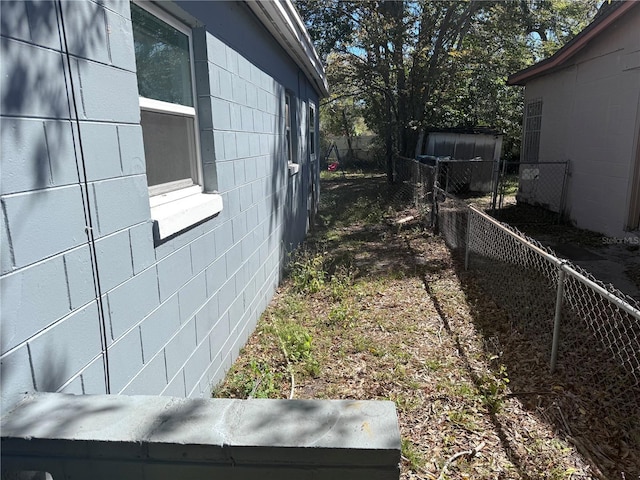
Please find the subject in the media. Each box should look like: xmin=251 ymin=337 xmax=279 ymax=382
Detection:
xmin=275 ymin=320 xmax=320 ymax=377
xmin=216 ymin=360 xmax=280 ymax=399
xmin=346 ymin=196 xmax=385 ymax=225
xmin=447 ymin=409 xmax=480 ymax=432
xmin=327 ymin=302 xmax=357 ymax=326
xmin=328 ymin=263 xmax=357 ymax=301
xmin=289 ymin=250 xmax=326 ymax=294
xmin=479 ymin=364 xmax=510 ymax=414
xmin=401 ymin=438 xmax=426 ymax=473
xmin=295 ymin=0 xmax=600 ymax=163
xmin=277 ymin=321 xmax=313 ymax=362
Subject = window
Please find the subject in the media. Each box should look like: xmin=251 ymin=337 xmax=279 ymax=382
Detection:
xmin=131 ymin=2 xmax=200 ymax=196
xmin=131 ymin=2 xmax=222 ymax=240
xmin=285 ymin=93 xmax=293 ymax=163
xmin=285 ymin=93 xmax=299 ymax=174
xmin=308 ymin=103 xmax=316 ymax=159
xmin=522 ymin=98 xmax=542 ymax=163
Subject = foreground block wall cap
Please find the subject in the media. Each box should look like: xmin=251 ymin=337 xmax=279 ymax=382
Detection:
xmin=1 ymin=393 xmax=401 ymax=473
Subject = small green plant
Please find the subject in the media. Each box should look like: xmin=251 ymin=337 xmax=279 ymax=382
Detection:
xmin=479 ymin=364 xmax=510 ymax=414
xmin=342 ymin=196 xmax=386 ymax=225
xmin=327 ymin=301 xmax=356 ymax=326
xmin=401 ymin=438 xmax=426 ymax=472
xmin=447 ymin=409 xmax=480 ymax=432
xmin=424 ymin=358 xmax=443 ymax=371
xmin=277 ymin=321 xmax=313 ymax=362
xmin=215 ymin=360 xmax=280 ymax=399
xmin=328 ymin=264 xmax=356 ymax=301
xmin=275 ymin=320 xmax=320 ymax=377
xmin=389 ymin=392 xmax=422 ymax=412
xmin=352 ymin=334 xmax=382 ymax=356
xmin=247 ymin=360 xmax=279 ymax=398
xmin=290 ymin=250 xmax=326 ymax=294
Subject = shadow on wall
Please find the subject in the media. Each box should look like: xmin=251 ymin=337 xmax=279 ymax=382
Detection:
xmin=0 ymin=0 xmax=108 ymax=192
xmin=1 ymin=0 xmax=111 ymax=415
xmin=0 ymin=326 xmax=99 ymax=415
xmin=269 ymin=85 xmax=286 ymax=242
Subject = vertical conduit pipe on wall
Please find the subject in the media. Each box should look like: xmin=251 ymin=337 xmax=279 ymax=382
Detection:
xmin=56 ymin=0 xmax=111 ymax=394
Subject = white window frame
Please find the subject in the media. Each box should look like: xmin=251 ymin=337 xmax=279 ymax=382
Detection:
xmin=133 ymin=1 xmax=222 ymax=240
xmin=285 ymin=92 xmax=299 ymax=175
xmin=308 ymin=102 xmax=317 ymax=161
xmin=133 ymin=0 xmax=203 ymax=197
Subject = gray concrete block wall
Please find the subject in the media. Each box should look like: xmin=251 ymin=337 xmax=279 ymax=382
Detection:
xmin=1 ymin=0 xmax=320 ymax=415
xmin=0 ymin=0 xmax=151 ymax=413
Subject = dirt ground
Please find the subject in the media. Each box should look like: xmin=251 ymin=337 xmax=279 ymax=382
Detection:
xmin=214 ymin=172 xmax=640 ymax=480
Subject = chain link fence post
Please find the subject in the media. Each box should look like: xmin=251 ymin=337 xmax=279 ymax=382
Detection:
xmin=550 ymin=261 xmax=567 ymax=373
xmin=464 ymin=208 xmax=473 ymax=271
xmin=432 ymin=160 xmax=440 ymax=231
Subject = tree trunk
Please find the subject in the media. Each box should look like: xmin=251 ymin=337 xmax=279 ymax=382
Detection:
xmin=341 ymin=108 xmax=354 ymax=163
xmin=415 ymin=129 xmax=425 ymax=158
xmin=385 ymin=92 xmax=394 ymax=183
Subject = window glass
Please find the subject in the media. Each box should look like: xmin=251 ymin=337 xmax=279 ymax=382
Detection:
xmin=131 ymin=3 xmax=193 ymax=107
xmin=309 ymin=104 xmax=316 ymax=157
xmin=285 ymin=94 xmax=293 ymax=163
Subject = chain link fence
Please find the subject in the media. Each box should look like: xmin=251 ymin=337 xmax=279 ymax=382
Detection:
xmin=494 ymin=161 xmax=569 ymax=226
xmin=394 ymin=155 xmax=569 ymax=222
xmin=465 ymin=204 xmax=640 ymax=384
xmin=393 ymin=155 xmax=640 ymax=473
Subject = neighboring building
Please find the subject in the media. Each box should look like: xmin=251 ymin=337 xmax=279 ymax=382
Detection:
xmin=1 ymin=0 xmax=327 ymax=414
xmin=508 ymin=1 xmax=640 ymax=237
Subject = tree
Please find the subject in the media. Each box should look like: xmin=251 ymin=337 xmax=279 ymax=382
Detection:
xmin=296 ymin=0 xmax=600 ymax=179
xmin=319 ymin=53 xmax=368 ymax=162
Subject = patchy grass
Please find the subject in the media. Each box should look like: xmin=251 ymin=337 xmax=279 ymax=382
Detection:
xmin=213 ymin=171 xmax=639 ymax=479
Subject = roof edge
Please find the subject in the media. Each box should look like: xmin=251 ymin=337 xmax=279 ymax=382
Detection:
xmin=507 ymin=1 xmax=637 ymax=86
xmin=245 ymin=0 xmax=329 ymax=97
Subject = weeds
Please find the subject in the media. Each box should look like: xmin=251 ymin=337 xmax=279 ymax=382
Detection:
xmin=478 ymin=364 xmax=510 ymax=414
xmin=328 ymin=263 xmax=357 ymax=301
xmin=289 ymin=250 xmax=326 ymax=294
xmin=448 ymin=409 xmax=480 ymax=432
xmin=213 ymin=173 xmax=619 ymax=479
xmin=401 ymin=438 xmax=426 ymax=473
xmin=327 ymin=301 xmax=357 ymax=326
xmin=216 ymin=360 xmax=281 ymax=399
xmin=273 ymin=320 xmax=320 ymax=377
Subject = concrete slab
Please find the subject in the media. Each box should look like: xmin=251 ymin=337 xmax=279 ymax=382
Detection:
xmin=1 ymin=393 xmax=401 ymax=479
xmin=543 ymin=241 xmax=640 ymax=301
xmin=551 ymin=243 xmax=604 ymax=261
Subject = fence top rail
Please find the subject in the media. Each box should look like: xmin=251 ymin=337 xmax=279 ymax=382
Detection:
xmin=468 ymin=204 xmax=563 ymax=266
xmin=394 ymin=154 xmax=418 ymax=162
xmin=467 ymin=205 xmax=640 ymax=320
xmin=504 ymin=161 xmax=569 ymax=165
xmin=437 ymin=158 xmax=496 ymax=163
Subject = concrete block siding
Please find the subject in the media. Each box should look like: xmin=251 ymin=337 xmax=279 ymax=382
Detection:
xmin=1 ymin=0 xmax=320 ymax=415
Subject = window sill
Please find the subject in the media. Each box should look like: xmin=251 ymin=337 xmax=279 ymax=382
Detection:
xmin=288 ymin=162 xmax=300 ymax=176
xmin=150 ymin=186 xmax=223 ymax=241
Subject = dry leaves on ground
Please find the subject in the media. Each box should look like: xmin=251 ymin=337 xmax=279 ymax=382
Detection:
xmin=214 ymin=172 xmax=640 ymax=480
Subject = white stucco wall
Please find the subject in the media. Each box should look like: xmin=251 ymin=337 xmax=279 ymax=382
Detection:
xmin=522 ymin=7 xmax=640 ymax=236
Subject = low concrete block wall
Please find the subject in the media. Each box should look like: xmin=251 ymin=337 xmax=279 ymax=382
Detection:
xmin=1 ymin=393 xmax=401 ymax=479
